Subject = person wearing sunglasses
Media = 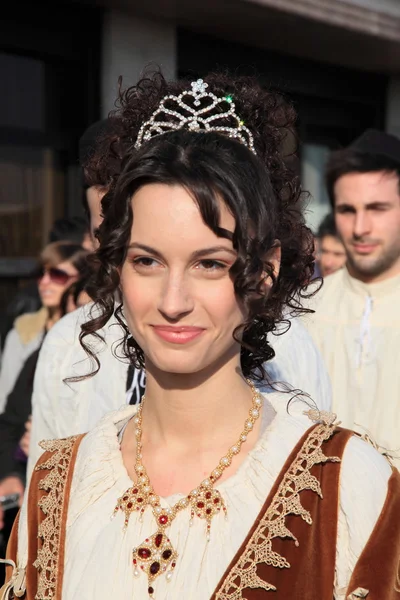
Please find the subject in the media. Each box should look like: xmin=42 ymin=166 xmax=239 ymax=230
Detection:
xmin=0 ymin=243 xmax=89 ymax=566
xmin=0 ymin=241 xmax=89 ymax=414
xmin=0 ymin=268 xmax=92 ymax=550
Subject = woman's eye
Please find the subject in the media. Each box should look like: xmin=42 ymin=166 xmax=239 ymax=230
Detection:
xmin=132 ymin=257 xmax=158 ymax=268
xmin=197 ymin=259 xmax=227 ymax=271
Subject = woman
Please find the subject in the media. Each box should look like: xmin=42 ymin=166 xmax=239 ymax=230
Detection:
xmin=0 ymin=242 xmax=88 ymax=413
xmin=2 ymin=73 xmax=400 ymax=600
xmin=0 ymin=246 xmax=90 ymax=533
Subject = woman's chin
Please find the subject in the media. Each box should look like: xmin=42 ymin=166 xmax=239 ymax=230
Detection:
xmin=40 ymin=298 xmax=58 ymax=309
xmin=146 ymin=352 xmax=210 ymax=376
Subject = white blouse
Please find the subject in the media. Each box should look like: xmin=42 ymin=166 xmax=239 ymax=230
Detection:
xmin=19 ymin=391 xmax=392 ymax=599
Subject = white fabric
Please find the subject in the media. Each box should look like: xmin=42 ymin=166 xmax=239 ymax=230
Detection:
xmin=19 ymin=393 xmax=390 ymax=599
xmin=28 ymin=305 xmax=129 ymax=480
xmin=28 ymin=305 xmax=332 ymax=480
xmin=304 ymin=267 xmax=400 ymax=468
xmin=0 ymin=327 xmax=43 ymax=414
xmin=262 ymin=317 xmax=332 ymax=405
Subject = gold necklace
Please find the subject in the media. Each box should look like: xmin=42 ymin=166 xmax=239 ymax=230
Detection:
xmin=113 ymin=381 xmax=263 ymax=598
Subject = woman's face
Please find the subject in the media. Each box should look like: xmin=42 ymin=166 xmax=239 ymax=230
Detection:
xmin=120 ymin=183 xmax=247 ymax=377
xmin=38 ymin=260 xmax=79 ymax=309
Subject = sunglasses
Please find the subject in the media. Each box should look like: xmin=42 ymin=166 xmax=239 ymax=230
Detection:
xmin=37 ymin=267 xmax=76 ymax=285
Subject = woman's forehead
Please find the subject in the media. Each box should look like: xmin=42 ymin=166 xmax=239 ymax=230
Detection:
xmin=130 ymin=183 xmax=235 ymax=234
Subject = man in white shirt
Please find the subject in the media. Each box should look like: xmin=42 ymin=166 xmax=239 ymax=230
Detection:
xmin=305 ymin=129 xmax=400 ymax=467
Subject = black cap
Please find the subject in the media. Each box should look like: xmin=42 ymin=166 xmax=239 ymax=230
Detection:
xmin=349 ymin=129 xmax=400 ymax=164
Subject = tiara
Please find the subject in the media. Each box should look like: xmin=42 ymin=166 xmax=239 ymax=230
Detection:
xmin=134 ymin=79 xmax=256 ymax=154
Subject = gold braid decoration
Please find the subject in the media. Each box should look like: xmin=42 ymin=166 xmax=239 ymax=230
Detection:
xmin=33 ymin=436 xmax=79 ymax=600
xmin=215 ymin=416 xmax=340 ymax=600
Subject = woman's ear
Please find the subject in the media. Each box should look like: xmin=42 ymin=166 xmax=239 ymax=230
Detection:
xmin=262 ymin=241 xmax=281 ymax=294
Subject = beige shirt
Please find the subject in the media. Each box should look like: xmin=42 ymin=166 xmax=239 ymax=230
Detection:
xmin=304 ymin=267 xmax=400 ymax=466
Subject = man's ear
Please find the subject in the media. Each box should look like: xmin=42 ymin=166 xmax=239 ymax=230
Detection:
xmin=262 ymin=241 xmax=281 ymax=294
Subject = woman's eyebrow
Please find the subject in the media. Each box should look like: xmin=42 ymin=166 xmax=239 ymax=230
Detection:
xmin=190 ymin=246 xmax=237 ymax=260
xmin=127 ymin=243 xmax=236 ymax=260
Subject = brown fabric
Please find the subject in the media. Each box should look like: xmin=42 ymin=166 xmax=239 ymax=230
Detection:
xmin=3 ymin=433 xmax=85 ymax=599
xmin=212 ymin=426 xmax=352 ymax=600
xmin=54 ymin=434 xmax=84 ymax=599
xmin=345 ymin=468 xmax=400 ymax=599
xmin=5 ymin=425 xmax=400 ymax=600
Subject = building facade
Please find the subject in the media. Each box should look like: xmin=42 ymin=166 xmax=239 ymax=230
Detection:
xmin=1 ymin=0 xmax=400 ymax=311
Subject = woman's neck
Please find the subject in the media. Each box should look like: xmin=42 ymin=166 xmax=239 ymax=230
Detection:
xmin=46 ymin=307 xmax=61 ymax=330
xmin=140 ymin=359 xmax=255 ymax=452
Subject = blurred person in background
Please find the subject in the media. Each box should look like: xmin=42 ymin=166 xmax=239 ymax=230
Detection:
xmin=315 ymin=213 xmax=346 ymax=277
xmin=26 ymin=118 xmax=150 ymax=477
xmin=305 ymin=129 xmax=400 ymax=467
xmin=0 ymin=242 xmax=88 ymax=413
xmin=48 ymin=216 xmax=93 ymax=251
xmin=0 ymin=216 xmax=91 ymax=350
xmin=79 ymin=118 xmax=121 ymax=243
xmin=0 ymin=255 xmax=90 ymax=535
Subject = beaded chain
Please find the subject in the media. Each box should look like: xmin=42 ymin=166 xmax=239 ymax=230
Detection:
xmin=113 ymin=380 xmax=263 ymax=598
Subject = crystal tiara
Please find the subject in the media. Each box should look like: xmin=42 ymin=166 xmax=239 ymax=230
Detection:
xmin=134 ymin=79 xmax=256 ymax=154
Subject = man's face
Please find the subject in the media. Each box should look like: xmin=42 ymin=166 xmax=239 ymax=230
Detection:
xmin=318 ymin=235 xmax=346 ymax=277
xmin=86 ymin=186 xmax=107 ymax=247
xmin=334 ymin=171 xmax=400 ymax=282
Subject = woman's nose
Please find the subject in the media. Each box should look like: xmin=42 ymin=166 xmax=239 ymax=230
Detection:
xmin=157 ymin=274 xmax=194 ymax=320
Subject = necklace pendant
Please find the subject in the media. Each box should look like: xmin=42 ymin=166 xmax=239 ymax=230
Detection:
xmin=114 ymin=483 xmax=155 ymax=529
xmin=132 ymin=529 xmax=178 ymax=598
xmin=189 ymin=484 xmax=227 ymax=537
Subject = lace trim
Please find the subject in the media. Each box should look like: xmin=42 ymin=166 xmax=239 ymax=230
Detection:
xmin=33 ymin=436 xmax=79 ymax=600
xmin=215 ymin=413 xmax=340 ymax=599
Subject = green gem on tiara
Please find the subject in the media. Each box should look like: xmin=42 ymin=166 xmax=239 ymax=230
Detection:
xmin=225 ymin=95 xmax=233 ymax=103
xmin=239 ymin=120 xmax=244 ymax=126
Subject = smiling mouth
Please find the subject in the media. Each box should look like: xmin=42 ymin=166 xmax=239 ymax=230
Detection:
xmin=152 ymin=325 xmax=205 ymax=344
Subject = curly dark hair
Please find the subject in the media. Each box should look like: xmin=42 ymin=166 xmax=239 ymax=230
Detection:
xmin=80 ymin=70 xmax=316 ymax=382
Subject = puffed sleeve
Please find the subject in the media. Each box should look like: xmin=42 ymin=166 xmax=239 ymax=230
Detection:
xmin=335 ymin=435 xmax=400 ymax=599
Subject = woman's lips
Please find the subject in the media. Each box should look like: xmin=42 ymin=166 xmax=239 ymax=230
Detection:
xmin=152 ymin=326 xmax=205 ymax=344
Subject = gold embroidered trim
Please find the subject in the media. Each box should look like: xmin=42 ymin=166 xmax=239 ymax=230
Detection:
xmin=33 ymin=436 xmax=79 ymax=600
xmin=215 ymin=419 xmax=340 ymax=599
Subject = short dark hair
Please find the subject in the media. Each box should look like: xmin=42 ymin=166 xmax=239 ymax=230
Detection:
xmin=60 ymin=271 xmax=92 ymax=316
xmin=48 ymin=216 xmax=88 ymax=244
xmin=326 ymin=129 xmax=400 ymax=206
xmin=79 ymin=118 xmax=124 ymax=218
xmin=317 ymin=213 xmax=338 ymax=239
xmin=40 ymin=241 xmax=88 ymax=270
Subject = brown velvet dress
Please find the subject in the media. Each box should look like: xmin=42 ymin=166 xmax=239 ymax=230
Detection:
xmin=2 ymin=418 xmax=400 ymax=600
